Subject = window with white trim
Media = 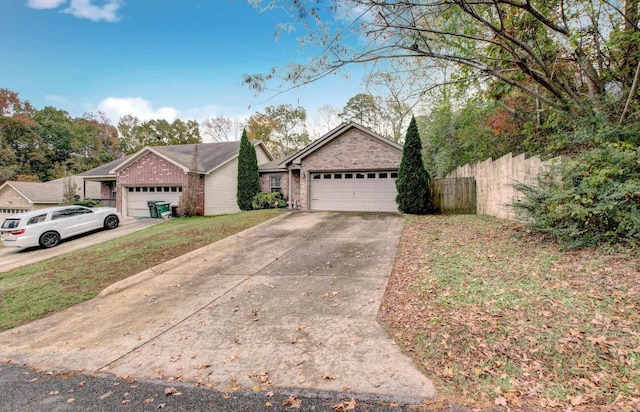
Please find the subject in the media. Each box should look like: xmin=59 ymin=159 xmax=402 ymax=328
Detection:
xmin=270 ymin=176 xmax=282 ymax=193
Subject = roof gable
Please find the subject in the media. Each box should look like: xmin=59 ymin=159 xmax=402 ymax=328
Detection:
xmin=111 ymin=146 xmax=195 ymax=174
xmin=283 ymin=122 xmax=402 ymax=167
xmin=109 ymin=142 xmax=273 ymax=175
xmin=0 ymin=181 xmax=64 ymax=204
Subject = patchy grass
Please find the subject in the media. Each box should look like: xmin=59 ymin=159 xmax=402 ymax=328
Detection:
xmin=0 ymin=210 xmax=283 ymax=331
xmin=379 ymin=214 xmax=640 ymax=411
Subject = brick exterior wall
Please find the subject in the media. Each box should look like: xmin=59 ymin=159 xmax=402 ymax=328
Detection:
xmin=258 ymin=173 xmax=269 ymax=195
xmin=116 ymin=152 xmax=191 ymax=212
xmin=0 ymin=187 xmax=32 ymax=210
xmin=259 ymin=170 xmax=302 ymax=208
xmin=100 ymin=183 xmax=112 ymax=199
xmin=298 ymin=129 xmax=401 ymax=210
xmin=0 ymin=188 xmax=32 ymax=219
xmin=259 ymin=172 xmax=289 ymax=196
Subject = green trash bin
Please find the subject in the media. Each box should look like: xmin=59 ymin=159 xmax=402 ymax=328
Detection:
xmin=147 ymin=201 xmax=161 ymax=218
xmin=155 ymin=201 xmax=171 ymax=219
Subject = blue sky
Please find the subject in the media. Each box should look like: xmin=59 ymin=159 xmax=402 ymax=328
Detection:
xmin=0 ymin=0 xmax=364 ymax=128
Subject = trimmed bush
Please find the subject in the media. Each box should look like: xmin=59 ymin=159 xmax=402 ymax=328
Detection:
xmin=252 ymin=192 xmax=288 ymax=209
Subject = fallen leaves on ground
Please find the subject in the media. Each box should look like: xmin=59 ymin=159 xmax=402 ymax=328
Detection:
xmin=332 ymin=398 xmax=356 ymax=411
xmin=164 ymin=387 xmax=182 ymax=396
xmin=282 ymin=394 xmax=302 ymax=409
xmin=379 ymin=215 xmax=640 ymax=411
xmin=248 ymin=370 xmax=273 ymax=389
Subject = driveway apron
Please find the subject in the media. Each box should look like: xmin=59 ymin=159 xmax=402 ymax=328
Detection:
xmin=0 ymin=212 xmax=436 ymax=403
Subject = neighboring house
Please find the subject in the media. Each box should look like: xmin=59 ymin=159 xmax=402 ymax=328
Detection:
xmin=80 ymin=141 xmax=273 ymax=218
xmin=259 ymin=122 xmax=403 ymax=212
xmin=0 ymin=177 xmax=101 ymax=220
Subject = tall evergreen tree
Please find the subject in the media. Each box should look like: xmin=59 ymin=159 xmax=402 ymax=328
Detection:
xmin=396 ymin=116 xmax=433 ymax=214
xmin=237 ymin=129 xmax=261 ymax=210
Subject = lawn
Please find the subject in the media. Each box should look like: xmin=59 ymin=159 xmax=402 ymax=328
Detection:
xmin=0 ymin=209 xmax=283 ymax=331
xmin=379 ymin=214 xmax=639 ymax=411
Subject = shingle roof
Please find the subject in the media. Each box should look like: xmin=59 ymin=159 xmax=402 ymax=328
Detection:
xmin=1 ymin=181 xmax=64 ymax=204
xmin=152 ymin=142 xmax=241 ymax=173
xmin=258 ymin=157 xmax=288 ymax=172
xmin=79 ymin=142 xmax=249 ymax=177
xmin=79 ymin=155 xmax=133 ymax=178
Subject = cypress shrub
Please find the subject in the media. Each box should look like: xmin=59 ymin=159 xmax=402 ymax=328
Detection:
xmin=237 ymin=129 xmax=261 ymax=210
xmin=396 ymin=116 xmax=434 ymax=214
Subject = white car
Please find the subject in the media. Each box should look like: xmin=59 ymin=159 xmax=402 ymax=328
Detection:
xmin=1 ymin=205 xmax=121 ymax=249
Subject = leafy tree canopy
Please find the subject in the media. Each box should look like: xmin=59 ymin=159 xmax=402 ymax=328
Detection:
xmin=245 ymin=0 xmax=640 ymax=140
xmin=246 ymin=104 xmax=310 ymax=158
xmin=117 ymin=116 xmax=201 ymax=154
xmin=0 ymin=88 xmax=121 ymax=184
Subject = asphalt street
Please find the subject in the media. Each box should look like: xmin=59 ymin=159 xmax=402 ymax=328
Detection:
xmin=0 ymin=363 xmax=468 ymax=412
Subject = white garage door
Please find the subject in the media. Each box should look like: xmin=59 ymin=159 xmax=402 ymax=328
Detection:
xmin=0 ymin=208 xmax=30 ymax=222
xmin=310 ymin=171 xmax=398 ymax=212
xmin=125 ymin=186 xmax=182 ymax=217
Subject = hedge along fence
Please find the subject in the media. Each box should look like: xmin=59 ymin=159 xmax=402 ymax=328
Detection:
xmin=445 ymin=152 xmax=566 ymax=220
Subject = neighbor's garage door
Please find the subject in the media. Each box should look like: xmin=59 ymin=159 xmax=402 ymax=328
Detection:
xmin=309 ymin=171 xmax=398 ymax=212
xmin=125 ymin=186 xmax=182 ymax=217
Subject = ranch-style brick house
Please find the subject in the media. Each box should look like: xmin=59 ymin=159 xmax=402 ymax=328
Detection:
xmin=80 ymin=122 xmax=403 ymax=217
xmin=80 ymin=141 xmax=273 ymax=217
xmin=259 ymin=122 xmax=402 ymax=212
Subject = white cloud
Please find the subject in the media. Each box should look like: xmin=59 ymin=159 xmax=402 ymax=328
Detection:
xmin=181 ymin=105 xmax=251 ymax=123
xmin=63 ymin=0 xmax=123 ymax=22
xmin=26 ymin=0 xmax=67 ymax=9
xmin=27 ymin=0 xmax=123 ymax=22
xmin=97 ymin=97 xmax=179 ymax=123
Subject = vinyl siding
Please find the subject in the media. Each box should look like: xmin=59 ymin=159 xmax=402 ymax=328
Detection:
xmin=256 ymin=145 xmax=271 ymax=165
xmin=204 ymin=159 xmax=240 ymax=215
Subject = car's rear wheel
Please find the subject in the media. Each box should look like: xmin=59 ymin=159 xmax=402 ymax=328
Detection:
xmin=104 ymin=215 xmax=119 ymax=230
xmin=39 ymin=231 xmax=61 ymax=248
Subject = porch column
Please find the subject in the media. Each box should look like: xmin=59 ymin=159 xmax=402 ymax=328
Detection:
xmin=288 ymin=168 xmax=292 ymax=209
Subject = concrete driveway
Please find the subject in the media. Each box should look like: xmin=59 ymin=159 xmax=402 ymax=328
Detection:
xmin=0 ymin=218 xmax=162 ymax=273
xmin=0 ymin=212 xmax=435 ymax=403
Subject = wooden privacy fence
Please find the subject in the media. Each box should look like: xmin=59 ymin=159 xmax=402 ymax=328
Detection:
xmin=431 ymin=177 xmax=477 ymax=214
xmin=445 ymin=152 xmax=566 ymax=220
